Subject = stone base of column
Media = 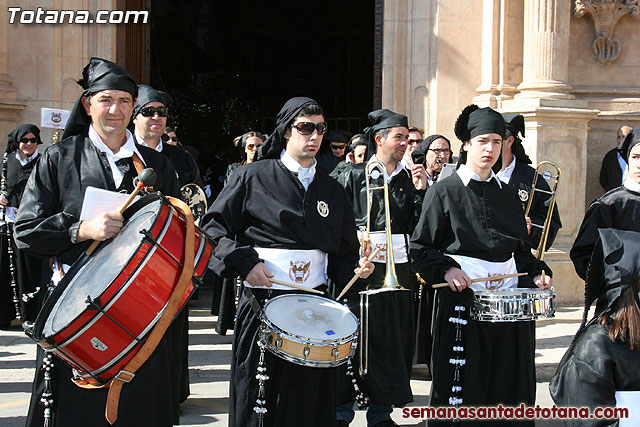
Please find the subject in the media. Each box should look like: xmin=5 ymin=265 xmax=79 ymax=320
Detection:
xmin=516 ymin=80 xmax=575 ymax=100
xmin=500 ymin=97 xmax=599 ymax=306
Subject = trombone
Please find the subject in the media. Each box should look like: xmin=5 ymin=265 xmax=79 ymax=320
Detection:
xmin=524 ymin=161 xmax=561 ymax=261
xmin=359 ymin=158 xmax=408 ymax=376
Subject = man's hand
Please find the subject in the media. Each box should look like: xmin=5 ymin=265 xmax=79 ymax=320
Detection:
xmin=0 ymin=194 xmax=8 ymax=206
xmin=355 ymin=256 xmax=375 ymax=279
xmin=411 ymin=164 xmax=428 ymax=190
xmin=533 ymin=273 xmax=553 ymax=290
xmin=77 ymin=211 xmax=124 ymax=242
xmin=444 ymin=267 xmax=472 ymax=292
xmin=245 ymin=262 xmax=274 ymax=287
xmin=525 ymin=216 xmax=532 ymax=235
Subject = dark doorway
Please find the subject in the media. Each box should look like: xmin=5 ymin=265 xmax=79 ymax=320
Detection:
xmin=149 ymin=0 xmax=376 ymax=170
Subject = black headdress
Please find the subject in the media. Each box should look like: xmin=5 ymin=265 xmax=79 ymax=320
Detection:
xmin=261 ymin=97 xmax=320 ymax=160
xmin=578 ymin=228 xmax=640 ymax=334
xmin=502 ymin=113 xmax=532 ymax=165
xmin=132 ymin=84 xmax=173 ymax=119
xmin=6 ymin=124 xmax=42 ymax=155
xmin=454 ymin=105 xmax=506 ymax=167
xmin=619 ymin=127 xmax=640 ymax=162
xmin=363 ymin=109 xmax=409 ymax=160
xmin=411 ymin=134 xmax=450 ymax=165
xmin=62 ymin=57 xmax=137 ymax=140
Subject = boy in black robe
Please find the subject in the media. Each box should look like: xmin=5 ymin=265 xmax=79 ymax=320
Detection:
xmin=201 ymin=97 xmax=374 ymax=427
xmin=410 ymin=105 xmax=551 ymax=426
xmin=494 ymin=113 xmax=562 ymax=252
xmin=336 ymin=109 xmax=424 ymax=426
xmin=571 ymin=127 xmax=640 ymax=280
xmin=14 ymin=57 xmax=182 ymax=427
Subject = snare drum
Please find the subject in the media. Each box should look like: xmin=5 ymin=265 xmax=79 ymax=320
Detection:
xmin=260 ymin=294 xmax=358 ymax=368
xmin=32 ymin=195 xmax=213 ymax=385
xmin=470 ymin=288 xmax=555 ymax=322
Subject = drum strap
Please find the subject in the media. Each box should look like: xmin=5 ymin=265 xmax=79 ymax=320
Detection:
xmin=131 ymin=153 xmax=155 ymax=192
xmin=104 ymin=196 xmax=195 ymax=424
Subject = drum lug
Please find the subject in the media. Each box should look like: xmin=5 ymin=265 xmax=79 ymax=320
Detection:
xmin=275 ymin=336 xmax=283 ymax=348
xmin=303 ymin=344 xmax=310 ymax=360
xmin=140 ymin=229 xmax=184 ymax=268
xmin=85 ymin=295 xmax=143 ymax=345
xmin=331 ymin=347 xmax=339 ymax=361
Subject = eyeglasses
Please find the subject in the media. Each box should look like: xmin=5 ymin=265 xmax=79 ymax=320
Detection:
xmin=429 ymin=148 xmax=451 ymax=155
xmin=170 ymin=137 xmax=178 ymax=142
xmin=247 ymin=143 xmax=262 ymax=149
xmin=20 ymin=137 xmax=38 ymax=144
xmin=408 ymin=139 xmax=421 ymax=145
xmin=331 ymin=144 xmax=346 ymax=150
xmin=291 ymin=121 xmax=328 ymax=135
xmin=139 ymin=106 xmax=168 ymax=118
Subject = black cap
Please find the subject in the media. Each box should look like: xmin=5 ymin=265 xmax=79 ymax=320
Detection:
xmin=501 ymin=113 xmax=532 ymax=165
xmin=132 ymin=84 xmax=173 ymax=119
xmin=261 ymin=97 xmax=321 ymax=159
xmin=364 ymin=109 xmax=409 ymax=159
xmin=63 ymin=57 xmax=137 ymax=140
xmin=454 ymin=105 xmax=505 ymax=167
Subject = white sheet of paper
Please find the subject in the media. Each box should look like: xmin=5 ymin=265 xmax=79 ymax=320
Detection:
xmin=80 ymin=187 xmax=139 ymax=221
xmin=437 ymin=163 xmax=457 ymax=181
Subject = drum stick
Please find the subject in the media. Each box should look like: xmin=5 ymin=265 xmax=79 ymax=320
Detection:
xmin=86 ymin=169 xmax=157 ymax=256
xmin=268 ymin=278 xmax=324 ymax=295
xmin=336 ymin=247 xmax=382 ymax=301
xmin=431 ymin=272 xmax=528 ymax=289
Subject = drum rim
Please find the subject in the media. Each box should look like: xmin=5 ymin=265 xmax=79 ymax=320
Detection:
xmin=33 ymin=195 xmax=168 ymax=344
xmin=263 ymin=294 xmax=358 ymax=342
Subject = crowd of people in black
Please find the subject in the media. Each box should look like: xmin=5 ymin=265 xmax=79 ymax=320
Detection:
xmin=0 ymin=57 xmax=639 ymax=427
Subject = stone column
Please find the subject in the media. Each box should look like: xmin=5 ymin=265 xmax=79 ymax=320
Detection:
xmin=473 ymin=0 xmax=500 ymax=107
xmin=515 ymin=0 xmax=573 ymax=99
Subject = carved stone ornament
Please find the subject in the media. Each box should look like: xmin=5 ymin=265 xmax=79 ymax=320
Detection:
xmin=575 ymin=0 xmax=640 ymax=63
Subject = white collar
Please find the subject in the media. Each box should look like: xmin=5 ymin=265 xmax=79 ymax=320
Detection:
xmin=457 ymin=163 xmax=502 ymax=188
xmin=370 ymin=154 xmax=406 ymax=181
xmin=135 ymin=132 xmax=163 ymax=152
xmin=623 ymin=175 xmax=640 ymax=192
xmin=89 ymin=125 xmax=143 ymax=161
xmin=496 ymin=155 xmax=517 ymax=184
xmin=280 ymin=150 xmax=317 ymax=178
xmin=16 ymin=150 xmax=39 ymax=166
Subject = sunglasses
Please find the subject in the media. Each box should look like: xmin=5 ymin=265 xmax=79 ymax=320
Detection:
xmin=139 ymin=106 xmax=168 ymax=118
xmin=408 ymin=139 xmax=421 ymax=145
xmin=331 ymin=144 xmax=346 ymax=150
xmin=20 ymin=137 xmax=38 ymax=144
xmin=247 ymin=143 xmax=262 ymax=149
xmin=170 ymin=136 xmax=178 ymax=142
xmin=291 ymin=121 xmax=328 ymax=135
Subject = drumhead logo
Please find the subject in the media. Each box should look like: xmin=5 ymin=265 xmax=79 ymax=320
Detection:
xmin=485 ymin=273 xmax=505 ymax=290
xmin=289 ymin=261 xmax=311 ymax=283
xmin=317 ymin=201 xmax=329 ymax=217
xmin=518 ymin=189 xmax=529 ymax=202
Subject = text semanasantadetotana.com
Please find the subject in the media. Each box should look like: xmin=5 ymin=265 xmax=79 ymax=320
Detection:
xmin=402 ymin=404 xmax=629 ymax=421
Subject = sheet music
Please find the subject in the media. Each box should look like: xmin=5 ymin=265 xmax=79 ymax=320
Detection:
xmin=80 ymin=187 xmax=139 ymax=221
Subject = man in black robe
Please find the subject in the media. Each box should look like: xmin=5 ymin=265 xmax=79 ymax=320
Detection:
xmin=132 ymin=84 xmax=203 ymax=188
xmin=411 ymin=134 xmax=452 ymax=188
xmin=599 ymin=125 xmax=633 ymax=192
xmin=201 ymin=97 xmax=374 ymax=427
xmin=494 ymin=113 xmax=562 ymax=252
xmin=571 ymin=127 xmax=640 ymax=280
xmin=410 ymin=105 xmax=552 ymax=426
xmin=131 ymin=83 xmax=198 ymax=405
xmin=336 ymin=109 xmax=424 ymax=427
xmin=14 ymin=57 xmax=182 ymax=427
xmin=0 ymin=124 xmax=48 ymax=326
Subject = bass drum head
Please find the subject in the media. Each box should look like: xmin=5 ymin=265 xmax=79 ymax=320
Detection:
xmin=263 ymin=294 xmax=357 ymax=341
xmin=42 ymin=198 xmax=163 ymax=338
